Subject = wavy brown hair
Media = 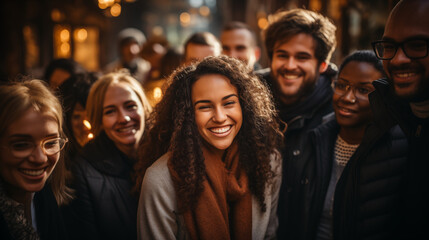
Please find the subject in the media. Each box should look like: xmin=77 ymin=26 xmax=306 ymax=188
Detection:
xmin=133 ymin=56 xmax=283 ymax=211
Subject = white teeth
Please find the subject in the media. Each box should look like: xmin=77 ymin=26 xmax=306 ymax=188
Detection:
xmin=282 ymin=74 xmax=300 ymax=79
xmin=395 ymin=72 xmax=416 ymax=78
xmin=210 ymin=126 xmax=231 ymax=134
xmin=117 ymin=126 xmax=135 ymax=132
xmin=20 ymin=168 xmax=44 ymax=176
xmin=340 ymin=107 xmax=353 ymax=113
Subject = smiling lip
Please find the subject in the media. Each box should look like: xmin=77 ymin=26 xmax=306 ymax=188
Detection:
xmin=280 ymin=73 xmax=301 ymax=82
xmin=209 ymin=125 xmax=232 ymax=137
xmin=19 ymin=167 xmax=47 ymax=179
xmin=391 ymin=70 xmax=419 ymax=84
xmin=336 ymin=106 xmax=356 ymax=116
xmin=116 ymin=125 xmax=137 ymax=134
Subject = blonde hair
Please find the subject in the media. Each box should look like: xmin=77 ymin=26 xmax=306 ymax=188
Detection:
xmin=86 ymin=69 xmax=152 ymax=137
xmin=0 ymin=79 xmax=72 ymax=205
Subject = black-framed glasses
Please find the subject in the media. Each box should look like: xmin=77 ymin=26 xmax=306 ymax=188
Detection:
xmin=333 ymin=81 xmax=374 ymax=101
xmin=3 ymin=137 xmax=68 ymax=158
xmin=372 ymin=39 xmax=429 ymax=60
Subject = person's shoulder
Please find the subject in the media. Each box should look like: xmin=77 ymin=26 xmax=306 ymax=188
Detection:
xmin=148 ymin=153 xmax=170 ymax=171
xmin=144 ymin=153 xmax=171 ymax=182
xmin=141 ymin=153 xmax=174 ymax=195
xmin=255 ymin=67 xmax=271 ymax=78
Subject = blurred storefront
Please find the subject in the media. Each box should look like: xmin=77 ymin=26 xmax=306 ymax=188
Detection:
xmin=1 ymin=0 xmax=399 ymax=81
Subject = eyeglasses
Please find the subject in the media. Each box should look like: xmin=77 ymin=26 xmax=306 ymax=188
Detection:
xmin=333 ymin=81 xmax=374 ymax=101
xmin=3 ymin=137 xmax=68 ymax=158
xmin=372 ymin=39 xmax=429 ymax=60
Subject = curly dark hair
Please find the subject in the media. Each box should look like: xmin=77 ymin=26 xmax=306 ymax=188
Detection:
xmin=133 ymin=55 xmax=283 ymax=211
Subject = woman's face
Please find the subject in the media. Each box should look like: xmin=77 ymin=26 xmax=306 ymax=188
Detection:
xmin=0 ymin=108 xmax=60 ymax=200
xmin=71 ymin=103 xmax=91 ymax=147
xmin=333 ymin=61 xmax=382 ymax=129
xmin=192 ymin=74 xmax=243 ymax=155
xmin=102 ymin=82 xmax=145 ymax=153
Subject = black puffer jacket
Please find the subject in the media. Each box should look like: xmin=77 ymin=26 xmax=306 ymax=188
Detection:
xmin=333 ymin=79 xmax=410 ymax=240
xmin=257 ymin=69 xmax=335 ymax=239
xmin=63 ymin=131 xmax=137 ymax=240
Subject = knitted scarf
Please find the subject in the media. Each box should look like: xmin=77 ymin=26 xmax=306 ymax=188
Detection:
xmin=0 ymin=180 xmax=39 ymax=240
xmin=168 ymin=143 xmax=252 ymax=240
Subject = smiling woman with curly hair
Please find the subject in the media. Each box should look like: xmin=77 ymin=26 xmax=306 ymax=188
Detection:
xmin=134 ymin=55 xmax=283 ymax=240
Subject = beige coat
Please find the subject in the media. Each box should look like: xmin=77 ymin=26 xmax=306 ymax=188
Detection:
xmin=137 ymin=152 xmax=281 ymax=240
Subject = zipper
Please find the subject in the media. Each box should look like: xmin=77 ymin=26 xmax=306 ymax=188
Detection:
xmin=415 ymin=124 xmax=422 ymax=137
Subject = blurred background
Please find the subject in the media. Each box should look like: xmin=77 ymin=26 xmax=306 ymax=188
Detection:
xmin=0 ymin=0 xmax=399 ymax=81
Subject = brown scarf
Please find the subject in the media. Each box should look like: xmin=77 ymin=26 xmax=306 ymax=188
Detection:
xmin=168 ymin=142 xmax=252 ymax=240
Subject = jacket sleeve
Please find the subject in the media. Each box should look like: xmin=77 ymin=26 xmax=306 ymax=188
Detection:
xmin=137 ymin=155 xmax=183 ymax=240
xmin=265 ymin=152 xmax=282 ymax=240
xmin=64 ymin=159 xmax=100 ymax=240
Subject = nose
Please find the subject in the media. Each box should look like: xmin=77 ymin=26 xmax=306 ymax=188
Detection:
xmin=212 ymin=107 xmax=227 ymax=123
xmin=284 ymin=57 xmax=297 ymax=70
xmin=28 ymin=145 xmax=48 ymax=164
xmin=229 ymin=49 xmax=239 ymax=59
xmin=118 ymin=109 xmax=131 ymax=123
xmin=390 ymin=46 xmax=411 ymax=65
xmin=341 ymin=86 xmax=357 ymax=103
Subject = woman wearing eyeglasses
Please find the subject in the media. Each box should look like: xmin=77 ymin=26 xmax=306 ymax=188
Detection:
xmin=0 ymin=80 xmax=71 ymax=240
xmin=63 ymin=70 xmax=152 ymax=240
xmin=279 ymin=50 xmax=387 ymax=240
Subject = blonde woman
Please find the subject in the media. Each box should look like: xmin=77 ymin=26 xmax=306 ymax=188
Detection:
xmin=64 ymin=70 xmax=152 ymax=240
xmin=0 ymin=80 xmax=71 ymax=239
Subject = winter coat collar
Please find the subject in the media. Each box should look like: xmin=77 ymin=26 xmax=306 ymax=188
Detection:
xmin=277 ymin=74 xmax=333 ymax=128
xmin=81 ymin=131 xmax=134 ymax=178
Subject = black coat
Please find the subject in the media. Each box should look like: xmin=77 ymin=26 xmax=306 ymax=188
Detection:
xmin=257 ymin=69 xmax=335 ymax=239
xmin=277 ymin=116 xmax=339 ymax=240
xmin=63 ymin=131 xmax=137 ymax=240
xmin=333 ymin=79 xmax=411 ymax=240
xmin=0 ymin=184 xmax=67 ymax=240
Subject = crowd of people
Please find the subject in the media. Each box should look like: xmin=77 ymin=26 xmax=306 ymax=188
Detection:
xmin=0 ymin=0 xmax=428 ymax=239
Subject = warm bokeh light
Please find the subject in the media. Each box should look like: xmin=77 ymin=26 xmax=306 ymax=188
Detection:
xmin=98 ymin=0 xmax=114 ymax=7
xmin=110 ymin=3 xmax=121 ymax=17
xmin=180 ymin=12 xmax=191 ymax=24
xmin=153 ymin=87 xmax=163 ymax=102
xmin=152 ymin=26 xmax=164 ymax=36
xmin=258 ymin=17 xmax=269 ymax=30
xmin=83 ymin=120 xmax=92 ymax=130
xmin=98 ymin=2 xmax=109 ymax=9
xmin=88 ymin=133 xmax=94 ymax=140
xmin=74 ymin=28 xmax=88 ymax=42
xmin=54 ymin=25 xmax=71 ymax=58
xmin=60 ymin=42 xmax=70 ymax=54
xmin=309 ymin=0 xmax=322 ymax=11
xmin=199 ymin=6 xmax=210 ymax=17
xmin=51 ymin=9 xmax=63 ymax=22
xmin=60 ymin=29 xmax=70 ymax=42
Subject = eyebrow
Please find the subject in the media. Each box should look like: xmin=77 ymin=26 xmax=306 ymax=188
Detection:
xmin=103 ymin=100 xmax=136 ymax=110
xmin=338 ymin=78 xmax=373 ymax=85
xmin=194 ymin=94 xmax=238 ymax=106
xmin=8 ymin=133 xmax=59 ymax=140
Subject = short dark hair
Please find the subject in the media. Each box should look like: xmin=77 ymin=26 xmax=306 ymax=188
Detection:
xmin=44 ymin=58 xmax=86 ymax=85
xmin=263 ymin=8 xmax=337 ymax=64
xmin=338 ymin=50 xmax=385 ymax=77
xmin=183 ymin=32 xmax=220 ymax=57
xmin=222 ymin=21 xmax=257 ymax=47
